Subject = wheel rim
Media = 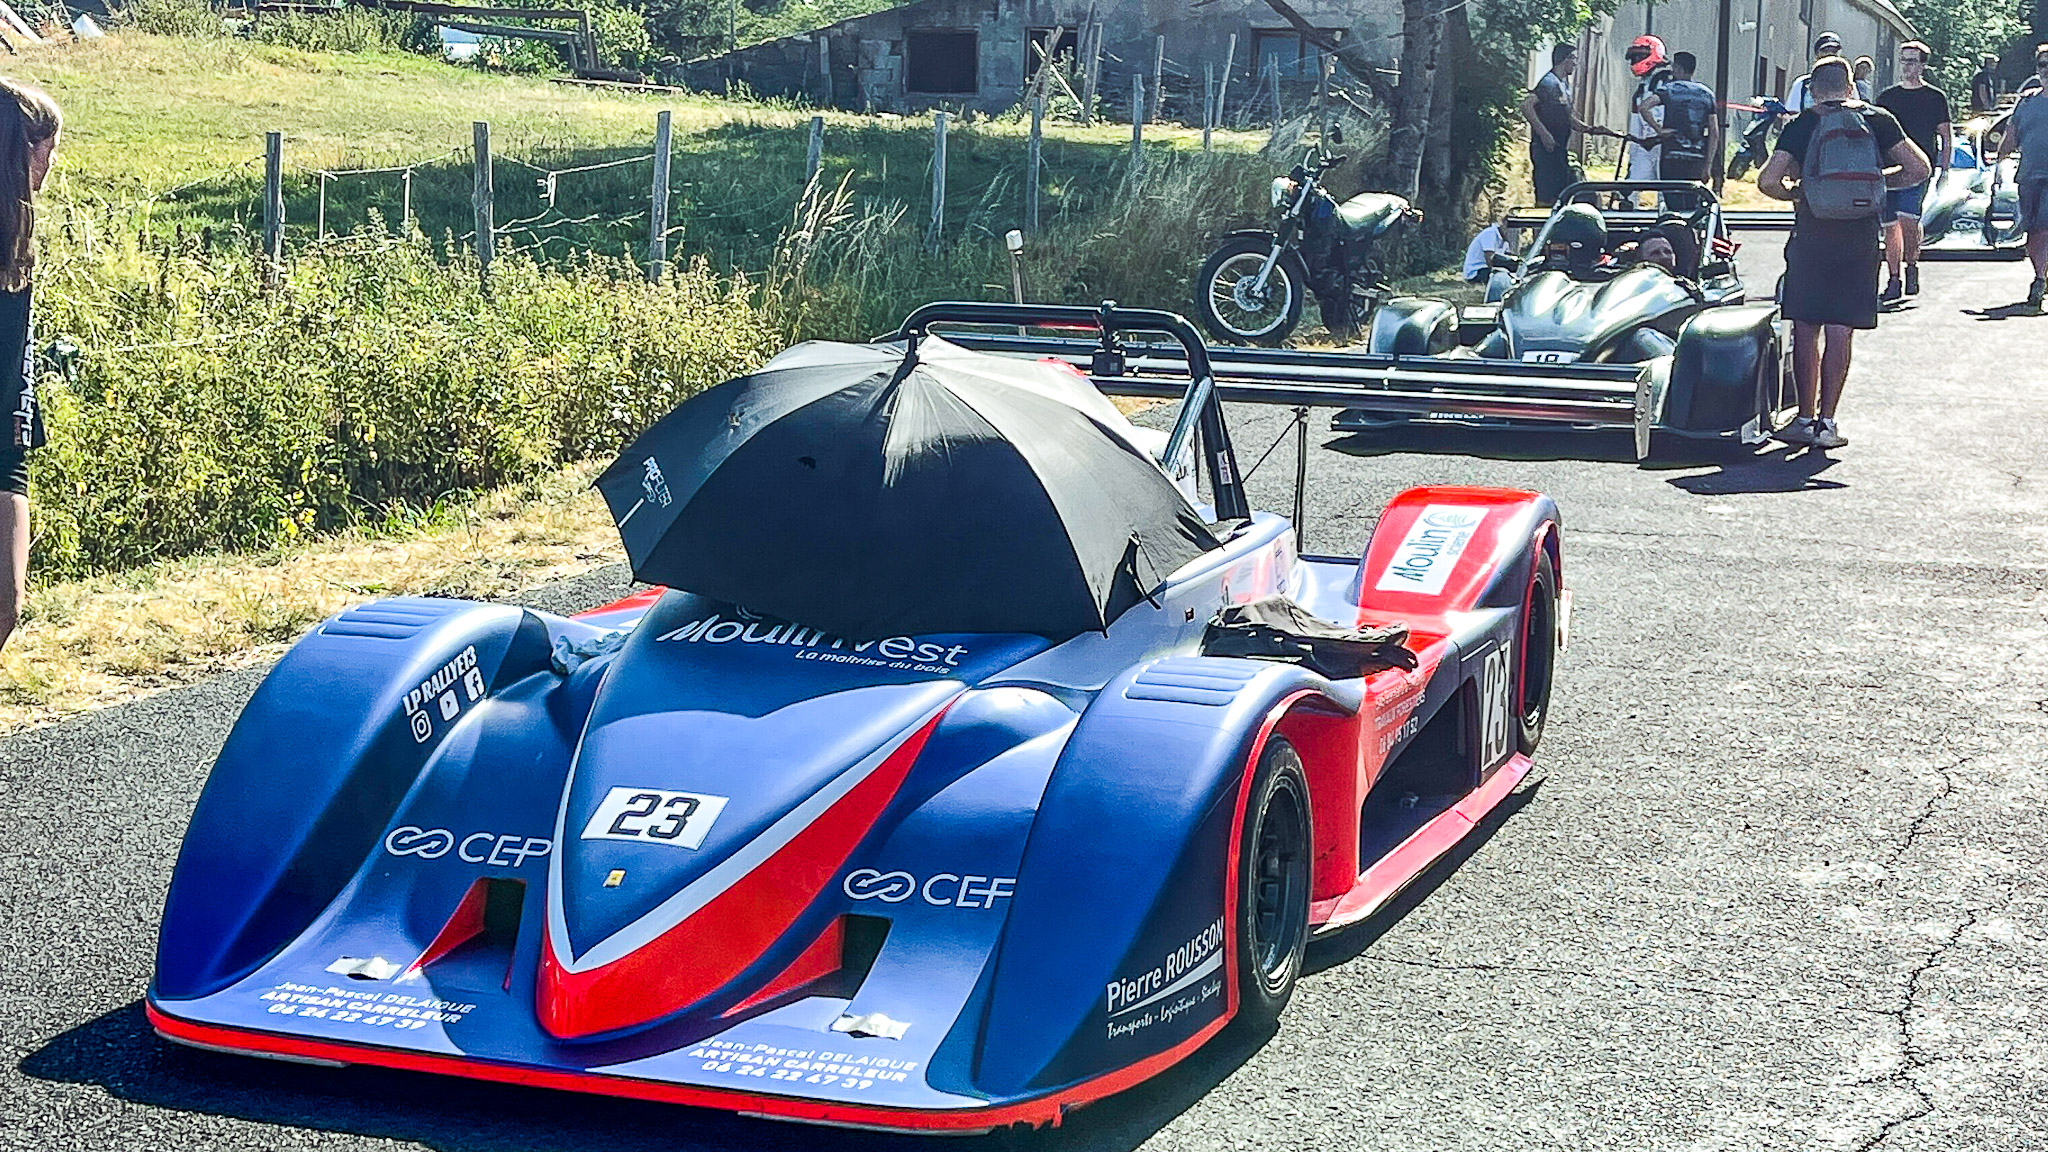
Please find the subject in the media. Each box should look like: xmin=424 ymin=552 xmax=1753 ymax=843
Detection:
xmin=1207 ymin=253 xmax=1292 ymax=339
xmin=1249 ymin=775 xmax=1309 ymax=990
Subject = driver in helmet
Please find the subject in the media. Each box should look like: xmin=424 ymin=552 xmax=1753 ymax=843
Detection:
xmin=1542 ymin=202 xmax=1609 ymax=279
xmin=1625 ymin=36 xmax=1674 ymax=191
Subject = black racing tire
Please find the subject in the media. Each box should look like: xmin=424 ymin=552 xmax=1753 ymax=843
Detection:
xmin=1195 ymin=237 xmax=1305 ymax=347
xmin=1234 ymin=736 xmax=1312 ymax=1029
xmin=1516 ymin=549 xmax=1560 ymax=756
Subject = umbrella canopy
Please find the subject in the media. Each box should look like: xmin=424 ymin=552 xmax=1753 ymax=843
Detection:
xmin=595 ymin=336 xmax=1221 ymax=640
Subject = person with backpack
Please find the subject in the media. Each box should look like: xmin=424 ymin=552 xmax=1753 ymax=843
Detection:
xmin=1784 ymin=32 xmax=1844 ymax=117
xmin=1876 ymin=41 xmax=1953 ymax=301
xmin=1758 ymin=56 xmax=1930 ymax=450
xmin=1641 ymin=51 xmax=1720 ymax=205
xmin=1990 ymin=45 xmax=2048 ymax=312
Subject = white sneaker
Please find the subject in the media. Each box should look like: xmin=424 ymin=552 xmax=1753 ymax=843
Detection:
xmin=1810 ymin=418 xmax=1848 ymax=449
xmin=1773 ymin=416 xmax=1817 ymax=446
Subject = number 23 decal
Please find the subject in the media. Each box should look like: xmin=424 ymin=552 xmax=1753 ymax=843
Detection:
xmin=581 ymin=787 xmax=730 ymax=850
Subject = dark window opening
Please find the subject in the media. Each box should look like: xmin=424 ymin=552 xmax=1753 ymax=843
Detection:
xmin=906 ymin=30 xmax=977 ymax=94
xmin=1026 ymin=27 xmax=1078 ymax=79
xmin=1253 ymin=29 xmax=1348 ymax=80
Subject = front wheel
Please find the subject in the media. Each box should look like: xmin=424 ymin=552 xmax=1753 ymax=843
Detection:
xmin=1234 ymin=736 xmax=1312 ymax=1030
xmin=1516 ymin=549 xmax=1560 ymax=755
xmin=1195 ymin=237 xmax=1304 ymax=346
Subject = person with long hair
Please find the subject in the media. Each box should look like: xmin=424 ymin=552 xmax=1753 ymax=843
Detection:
xmin=0 ymin=80 xmax=60 ymax=653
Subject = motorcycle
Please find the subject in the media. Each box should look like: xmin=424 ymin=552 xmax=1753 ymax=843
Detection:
xmin=1194 ymin=147 xmax=1420 ymax=346
xmin=1725 ymin=97 xmax=1789 ymax=181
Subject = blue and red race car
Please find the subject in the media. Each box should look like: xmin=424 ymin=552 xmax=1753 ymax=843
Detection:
xmin=148 ymin=304 xmax=1566 ymax=1134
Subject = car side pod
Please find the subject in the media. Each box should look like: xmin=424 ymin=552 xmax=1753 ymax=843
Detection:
xmin=153 ymin=599 xmax=560 ymax=1002
xmin=1661 ymin=304 xmax=1783 ymax=444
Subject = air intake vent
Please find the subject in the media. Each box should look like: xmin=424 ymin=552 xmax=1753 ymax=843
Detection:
xmin=1126 ymin=658 xmax=1260 ymax=706
xmin=322 ymin=599 xmax=459 ymax=640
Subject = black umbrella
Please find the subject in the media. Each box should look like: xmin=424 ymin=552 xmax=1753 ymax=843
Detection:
xmin=595 ymin=336 xmax=1221 ymax=640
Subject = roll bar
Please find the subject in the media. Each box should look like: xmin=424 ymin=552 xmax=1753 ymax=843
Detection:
xmin=889 ymin=301 xmax=1251 ymax=521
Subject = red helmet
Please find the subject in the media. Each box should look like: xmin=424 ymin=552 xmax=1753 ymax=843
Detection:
xmin=1627 ymin=35 xmax=1668 ymax=76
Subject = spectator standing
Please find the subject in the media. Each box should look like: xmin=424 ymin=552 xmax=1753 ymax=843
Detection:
xmin=1644 ymin=51 xmax=1721 ymax=186
xmin=1624 ymin=36 xmax=1673 ymax=185
xmin=1785 ymin=32 xmax=1845 ymax=114
xmin=1523 ymin=44 xmax=1606 ymax=206
xmin=1876 ymin=41 xmax=1952 ymax=300
xmin=1758 ymin=57 xmax=1930 ymax=450
xmin=1991 ymin=45 xmax=2048 ymax=311
xmin=0 ymin=79 xmax=57 ymax=654
xmin=1971 ymin=54 xmax=1999 ymax=113
xmin=1853 ymin=56 xmax=1876 ymax=101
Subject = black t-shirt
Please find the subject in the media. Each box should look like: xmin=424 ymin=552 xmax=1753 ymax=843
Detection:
xmin=1877 ymin=83 xmax=1951 ymax=164
xmin=1775 ymin=101 xmax=1906 ymax=160
xmin=1971 ymin=68 xmax=1996 ymax=112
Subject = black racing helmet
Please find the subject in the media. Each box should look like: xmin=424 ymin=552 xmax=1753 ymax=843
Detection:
xmin=1547 ymin=202 xmax=1607 ymax=254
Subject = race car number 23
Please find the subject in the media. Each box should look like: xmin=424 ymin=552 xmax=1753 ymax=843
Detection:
xmin=580 ymin=786 xmax=729 ymax=850
xmin=1479 ymin=640 xmax=1514 ymax=768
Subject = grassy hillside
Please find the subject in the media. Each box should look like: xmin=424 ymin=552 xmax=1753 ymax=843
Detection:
xmin=7 ymin=31 xmax=1281 ymax=581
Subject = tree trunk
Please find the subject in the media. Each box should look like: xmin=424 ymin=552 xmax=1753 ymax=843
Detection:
xmin=1421 ymin=1 xmax=1463 ymax=196
xmin=1387 ymin=0 xmax=1445 ymax=200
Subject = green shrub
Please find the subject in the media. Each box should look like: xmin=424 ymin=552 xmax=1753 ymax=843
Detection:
xmin=31 ymin=227 xmax=773 ymax=577
xmin=111 ymin=0 xmax=222 ymax=38
xmin=250 ymin=9 xmax=423 ymax=54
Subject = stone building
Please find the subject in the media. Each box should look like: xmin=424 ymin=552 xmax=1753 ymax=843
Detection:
xmin=681 ymin=0 xmax=1401 ymax=116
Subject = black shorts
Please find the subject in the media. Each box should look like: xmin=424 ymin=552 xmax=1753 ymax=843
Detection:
xmin=0 ymin=450 xmax=24 ymax=497
xmin=1782 ymin=215 xmax=1881 ymax=329
xmin=1658 ymin=155 xmax=1710 ymax=182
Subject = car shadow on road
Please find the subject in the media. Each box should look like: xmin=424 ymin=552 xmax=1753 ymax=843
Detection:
xmin=1302 ymin=778 xmax=1546 ymax=976
xmin=1662 ymin=445 xmax=1845 ymax=495
xmin=1324 ymin=427 xmax=1718 ymax=466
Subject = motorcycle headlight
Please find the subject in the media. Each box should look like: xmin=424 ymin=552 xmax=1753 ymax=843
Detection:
xmin=1271 ymin=177 xmax=1294 ymax=208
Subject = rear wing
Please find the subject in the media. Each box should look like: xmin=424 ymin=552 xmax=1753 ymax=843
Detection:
xmin=888 ymin=302 xmax=1656 ymax=460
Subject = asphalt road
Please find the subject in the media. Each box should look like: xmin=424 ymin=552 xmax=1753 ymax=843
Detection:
xmin=6 ymin=238 xmax=2048 ymax=1152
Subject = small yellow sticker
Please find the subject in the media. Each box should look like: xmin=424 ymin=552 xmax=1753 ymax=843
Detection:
xmin=604 ymin=869 xmax=626 ymax=888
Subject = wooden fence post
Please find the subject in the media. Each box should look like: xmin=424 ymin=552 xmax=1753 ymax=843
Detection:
xmin=1130 ymin=74 xmax=1144 ymax=168
xmin=472 ymin=120 xmax=494 ymax=286
xmin=1079 ymin=22 xmax=1101 ymax=124
xmin=400 ymin=167 xmax=413 ymax=235
xmin=927 ymin=111 xmax=947 ymax=250
xmin=1268 ymin=60 xmax=1282 ymax=138
xmin=1151 ymin=34 xmax=1165 ymax=122
xmin=648 ymin=109 xmax=672 ymax=283
xmin=1317 ymin=56 xmax=1332 ymax=145
xmin=261 ymin=130 xmax=282 ymax=288
xmin=806 ymin=114 xmax=824 ymax=184
xmin=315 ymin=171 xmax=329 ymax=240
xmin=1203 ymin=62 xmax=1215 ymax=152
xmin=1026 ymin=97 xmax=1042 ymax=234
xmin=1217 ymin=32 xmax=1237 ymax=126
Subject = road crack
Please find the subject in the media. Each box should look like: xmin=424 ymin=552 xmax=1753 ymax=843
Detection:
xmin=1874 ymin=752 xmax=1976 ymax=888
xmin=1850 ymin=912 xmax=1979 ymax=1152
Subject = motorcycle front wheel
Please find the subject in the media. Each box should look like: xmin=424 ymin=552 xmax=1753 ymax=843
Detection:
xmin=1195 ymin=237 xmax=1304 ymax=346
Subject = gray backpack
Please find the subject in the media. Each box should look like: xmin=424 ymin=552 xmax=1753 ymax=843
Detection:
xmin=1801 ymin=103 xmax=1885 ymax=220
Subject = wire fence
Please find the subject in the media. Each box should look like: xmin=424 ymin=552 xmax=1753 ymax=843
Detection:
xmin=122 ymin=83 xmax=1364 ymax=286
